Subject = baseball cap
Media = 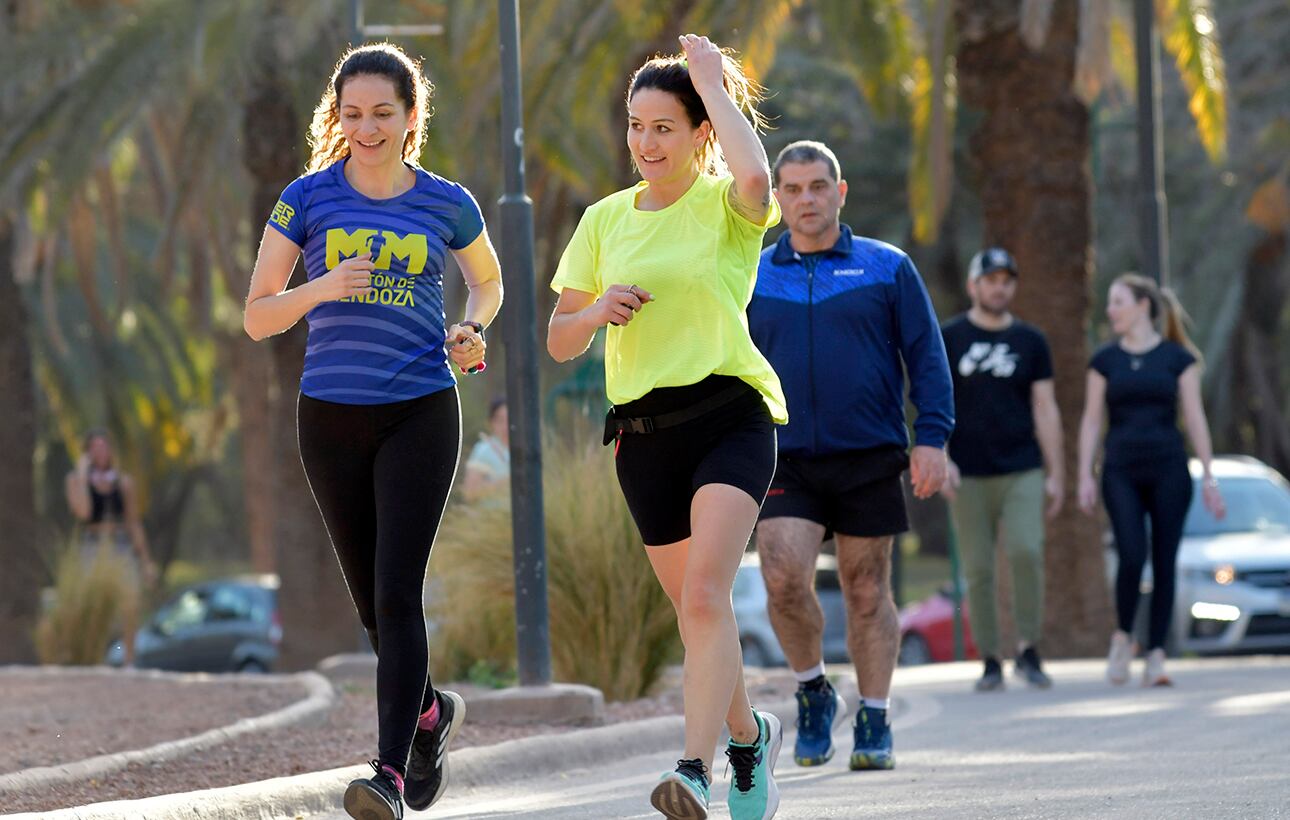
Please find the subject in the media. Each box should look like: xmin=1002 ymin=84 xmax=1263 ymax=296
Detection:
xmin=968 ymin=247 xmax=1018 ymax=280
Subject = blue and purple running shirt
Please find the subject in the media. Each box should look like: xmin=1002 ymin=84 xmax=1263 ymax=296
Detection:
xmin=266 ymin=158 xmax=484 ymax=404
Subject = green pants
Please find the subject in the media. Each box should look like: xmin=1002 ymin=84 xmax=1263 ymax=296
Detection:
xmin=950 ymin=469 xmax=1045 ymax=657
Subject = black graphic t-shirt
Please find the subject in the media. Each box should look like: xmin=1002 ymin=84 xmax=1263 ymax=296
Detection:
xmin=941 ymin=315 xmax=1053 ymax=476
xmin=1089 ymin=340 xmax=1195 ymax=468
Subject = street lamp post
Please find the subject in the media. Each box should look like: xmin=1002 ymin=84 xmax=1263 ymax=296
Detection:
xmin=497 ymin=0 xmax=553 ymax=687
xmin=1134 ymin=0 xmax=1170 ymax=285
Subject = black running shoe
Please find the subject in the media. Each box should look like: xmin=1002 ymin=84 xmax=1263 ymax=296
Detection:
xmin=1014 ymin=646 xmax=1053 ymax=689
xmin=975 ymin=657 xmax=1004 ymax=692
xmin=404 ymin=689 xmax=466 ymax=811
xmin=344 ymin=759 xmax=403 ymax=820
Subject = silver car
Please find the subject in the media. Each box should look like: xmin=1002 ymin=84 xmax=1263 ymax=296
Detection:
xmin=733 ymin=552 xmax=849 ymax=667
xmin=1172 ymin=457 xmax=1290 ymax=653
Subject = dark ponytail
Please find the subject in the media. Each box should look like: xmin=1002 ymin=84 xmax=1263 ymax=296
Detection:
xmin=627 ymin=49 xmax=767 ymax=177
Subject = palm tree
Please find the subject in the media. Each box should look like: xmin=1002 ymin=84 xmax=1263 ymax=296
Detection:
xmin=952 ymin=0 xmax=1230 ymax=654
xmin=0 ymin=0 xmax=361 ymax=668
xmin=0 ymin=214 xmax=43 ymax=663
xmin=0 ymin=0 xmax=46 ymax=663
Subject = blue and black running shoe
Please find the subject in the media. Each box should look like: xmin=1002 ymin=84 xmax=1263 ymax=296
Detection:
xmin=848 ymin=705 xmax=894 ymax=771
xmin=793 ymin=680 xmax=848 ymax=766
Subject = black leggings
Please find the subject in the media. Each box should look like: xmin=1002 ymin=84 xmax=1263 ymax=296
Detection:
xmin=298 ymin=388 xmax=460 ymax=773
xmin=1102 ymin=455 xmax=1193 ymax=650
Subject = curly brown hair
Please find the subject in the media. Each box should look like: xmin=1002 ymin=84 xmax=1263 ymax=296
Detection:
xmin=306 ymin=43 xmax=434 ymax=174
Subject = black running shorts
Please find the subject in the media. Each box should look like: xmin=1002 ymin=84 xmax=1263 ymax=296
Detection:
xmin=759 ymin=446 xmax=910 ymax=537
xmin=612 ymin=375 xmax=777 ymax=546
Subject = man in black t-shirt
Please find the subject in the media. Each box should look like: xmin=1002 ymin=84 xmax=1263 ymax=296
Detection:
xmin=941 ymin=247 xmax=1064 ymax=691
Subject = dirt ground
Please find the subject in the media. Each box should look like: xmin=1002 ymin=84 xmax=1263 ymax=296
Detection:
xmin=0 ymin=666 xmax=801 ymax=814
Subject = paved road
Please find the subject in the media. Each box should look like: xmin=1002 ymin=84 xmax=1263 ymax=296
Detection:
xmin=318 ymin=657 xmax=1290 ymax=819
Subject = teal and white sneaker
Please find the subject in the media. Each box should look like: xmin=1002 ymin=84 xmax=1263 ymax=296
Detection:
xmin=726 ymin=711 xmax=782 ymax=820
xmin=650 ymin=758 xmax=710 ymax=819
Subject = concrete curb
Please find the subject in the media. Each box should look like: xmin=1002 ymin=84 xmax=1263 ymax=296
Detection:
xmin=0 ymin=670 xmax=335 ymax=797
xmin=8 ymin=696 xmax=805 ymax=820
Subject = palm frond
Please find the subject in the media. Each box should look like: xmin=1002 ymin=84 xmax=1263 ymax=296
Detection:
xmin=908 ymin=0 xmax=955 ymax=244
xmin=1157 ymin=0 xmax=1228 ymax=163
xmin=818 ymin=0 xmax=921 ymax=119
xmin=1074 ymin=0 xmax=1114 ymax=105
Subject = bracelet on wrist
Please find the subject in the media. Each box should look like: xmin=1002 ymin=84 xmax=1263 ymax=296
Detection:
xmin=459 ymin=320 xmax=484 ymax=336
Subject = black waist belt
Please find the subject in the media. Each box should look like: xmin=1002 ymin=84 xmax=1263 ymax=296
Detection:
xmin=603 ymin=382 xmax=751 ymax=445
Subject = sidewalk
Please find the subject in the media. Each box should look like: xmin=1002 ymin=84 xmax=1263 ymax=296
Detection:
xmin=10 ymin=656 xmax=1289 ymax=818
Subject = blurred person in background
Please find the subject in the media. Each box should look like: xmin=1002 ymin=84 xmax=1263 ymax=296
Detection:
xmin=748 ymin=140 xmax=953 ymax=773
xmin=65 ymin=429 xmax=157 ymax=664
xmin=941 ymin=247 xmax=1062 ymax=692
xmin=462 ymin=396 xmax=510 ymax=504
xmin=548 ymin=34 xmax=785 ymax=820
xmin=1078 ymin=274 xmax=1225 ymax=688
xmin=243 ymin=42 xmax=502 ymax=820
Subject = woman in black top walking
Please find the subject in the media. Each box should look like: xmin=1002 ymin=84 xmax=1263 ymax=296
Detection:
xmin=1077 ymin=274 xmax=1225 ymax=687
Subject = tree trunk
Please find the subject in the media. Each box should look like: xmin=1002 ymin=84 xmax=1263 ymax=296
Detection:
xmin=1235 ymin=230 xmax=1290 ymax=474
xmin=956 ymin=0 xmax=1114 ymax=657
xmin=243 ymin=2 xmax=358 ymax=670
xmin=0 ymin=214 xmax=44 ymax=663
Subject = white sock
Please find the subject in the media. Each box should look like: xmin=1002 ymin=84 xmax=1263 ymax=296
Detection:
xmin=862 ymin=697 xmax=891 ymax=711
xmin=793 ymin=662 xmax=826 ymax=683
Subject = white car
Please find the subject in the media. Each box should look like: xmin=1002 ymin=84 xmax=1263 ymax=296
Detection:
xmin=1170 ymin=457 xmax=1290 ymax=653
xmin=732 ymin=552 xmax=850 ymax=667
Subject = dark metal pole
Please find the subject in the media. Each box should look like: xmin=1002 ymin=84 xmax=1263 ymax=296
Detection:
xmin=1134 ymin=0 xmax=1170 ymax=284
xmin=497 ymin=0 xmax=552 ymax=687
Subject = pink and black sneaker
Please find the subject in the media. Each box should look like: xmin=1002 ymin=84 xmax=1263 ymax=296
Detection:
xmin=405 ymin=689 xmax=466 ymax=811
xmin=344 ymin=759 xmax=404 ymax=820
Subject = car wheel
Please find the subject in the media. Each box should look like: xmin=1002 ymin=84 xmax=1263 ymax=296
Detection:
xmin=238 ymin=659 xmax=269 ymax=674
xmin=740 ymin=637 xmax=775 ymax=668
xmin=898 ymin=633 xmax=931 ymax=666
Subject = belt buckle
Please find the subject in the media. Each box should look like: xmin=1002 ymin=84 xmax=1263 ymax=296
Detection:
xmin=629 ymin=417 xmax=655 ymax=434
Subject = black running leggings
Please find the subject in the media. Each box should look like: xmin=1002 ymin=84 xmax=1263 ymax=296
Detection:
xmin=1101 ymin=455 xmax=1193 ymax=650
xmin=298 ymin=388 xmax=460 ymax=773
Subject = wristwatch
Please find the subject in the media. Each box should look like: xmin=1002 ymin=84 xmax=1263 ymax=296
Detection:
xmin=460 ymin=320 xmax=484 ymax=336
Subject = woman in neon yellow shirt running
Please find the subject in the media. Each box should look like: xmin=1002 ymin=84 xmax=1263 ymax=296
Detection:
xmin=548 ymin=34 xmax=785 ymax=820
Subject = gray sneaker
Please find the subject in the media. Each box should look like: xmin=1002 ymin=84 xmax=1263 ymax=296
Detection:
xmin=975 ymin=657 xmax=1004 ymax=692
xmin=1014 ymin=647 xmax=1052 ymax=689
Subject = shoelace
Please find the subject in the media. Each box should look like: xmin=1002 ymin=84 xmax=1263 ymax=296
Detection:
xmin=725 ymin=743 xmax=759 ymax=794
xmin=675 ymin=758 xmax=708 ymax=790
xmin=367 ymin=759 xmax=404 ymax=800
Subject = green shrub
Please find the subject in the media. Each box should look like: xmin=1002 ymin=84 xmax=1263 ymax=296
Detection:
xmin=428 ymin=429 xmax=681 ymax=701
xmin=35 ymin=544 xmax=139 ymax=665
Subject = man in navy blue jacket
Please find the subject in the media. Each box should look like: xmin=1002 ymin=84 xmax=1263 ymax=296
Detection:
xmin=748 ymin=140 xmax=953 ymax=773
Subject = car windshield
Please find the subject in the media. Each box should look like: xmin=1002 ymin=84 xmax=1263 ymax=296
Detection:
xmin=1185 ymin=476 xmax=1290 ymax=536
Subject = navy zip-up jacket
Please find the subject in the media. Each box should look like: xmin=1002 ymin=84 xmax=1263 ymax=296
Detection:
xmin=749 ymin=225 xmax=954 ymax=458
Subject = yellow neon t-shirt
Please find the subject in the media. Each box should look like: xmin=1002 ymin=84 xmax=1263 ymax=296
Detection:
xmin=551 ymin=174 xmax=787 ymax=423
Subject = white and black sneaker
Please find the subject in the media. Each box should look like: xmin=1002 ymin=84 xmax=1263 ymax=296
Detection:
xmin=404 ymin=689 xmax=466 ymax=811
xmin=344 ymin=759 xmax=404 ymax=820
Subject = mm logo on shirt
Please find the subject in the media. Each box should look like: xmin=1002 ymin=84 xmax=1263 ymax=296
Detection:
xmin=326 ymin=228 xmax=428 ymax=274
xmin=833 ymin=268 xmax=865 ymax=277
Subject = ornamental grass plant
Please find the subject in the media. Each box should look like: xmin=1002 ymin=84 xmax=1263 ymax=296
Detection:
xmin=428 ymin=426 xmax=681 ymax=701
